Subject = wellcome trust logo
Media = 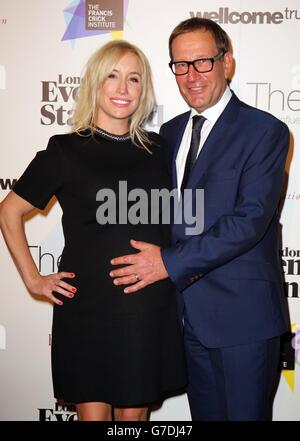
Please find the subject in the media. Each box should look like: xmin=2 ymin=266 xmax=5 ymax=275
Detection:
xmin=62 ymin=0 xmax=129 ymax=42
xmin=190 ymin=7 xmax=300 ymax=24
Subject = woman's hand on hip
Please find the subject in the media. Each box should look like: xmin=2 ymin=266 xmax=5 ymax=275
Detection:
xmin=26 ymin=272 xmax=77 ymax=305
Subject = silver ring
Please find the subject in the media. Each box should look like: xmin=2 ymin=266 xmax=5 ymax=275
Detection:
xmin=134 ymin=274 xmax=140 ymax=282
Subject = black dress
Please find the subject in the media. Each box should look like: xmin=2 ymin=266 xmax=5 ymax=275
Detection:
xmin=13 ymin=129 xmax=186 ymax=406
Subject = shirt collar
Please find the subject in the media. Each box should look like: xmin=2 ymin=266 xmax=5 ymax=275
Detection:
xmin=190 ymin=86 xmax=232 ymax=123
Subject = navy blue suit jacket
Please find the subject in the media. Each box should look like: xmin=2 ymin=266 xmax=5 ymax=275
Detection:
xmin=160 ymin=92 xmax=290 ymax=348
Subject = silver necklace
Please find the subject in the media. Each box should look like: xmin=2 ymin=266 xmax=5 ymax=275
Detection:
xmin=94 ymin=126 xmax=131 ymax=142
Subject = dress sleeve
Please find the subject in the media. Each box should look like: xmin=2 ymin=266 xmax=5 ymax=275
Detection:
xmin=13 ymin=136 xmax=64 ymax=210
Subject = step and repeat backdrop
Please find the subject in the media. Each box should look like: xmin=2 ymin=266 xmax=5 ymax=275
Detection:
xmin=0 ymin=0 xmax=299 ymax=421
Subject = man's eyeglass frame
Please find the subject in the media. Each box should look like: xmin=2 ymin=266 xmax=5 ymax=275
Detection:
xmin=169 ymin=50 xmax=225 ymax=76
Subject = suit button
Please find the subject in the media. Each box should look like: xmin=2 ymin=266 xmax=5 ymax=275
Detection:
xmin=176 ymin=240 xmax=180 ymax=245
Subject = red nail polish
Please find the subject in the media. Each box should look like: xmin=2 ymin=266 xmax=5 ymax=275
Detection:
xmin=69 ymin=293 xmax=74 ymax=298
xmin=71 ymin=287 xmax=77 ymax=292
xmin=58 ymin=301 xmax=63 ymax=306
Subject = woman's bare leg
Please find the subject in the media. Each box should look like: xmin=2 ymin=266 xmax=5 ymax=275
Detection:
xmin=114 ymin=406 xmax=149 ymax=421
xmin=76 ymin=402 xmax=112 ymax=421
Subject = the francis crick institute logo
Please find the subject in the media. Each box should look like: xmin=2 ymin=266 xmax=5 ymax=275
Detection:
xmin=62 ymin=0 xmax=129 ymax=44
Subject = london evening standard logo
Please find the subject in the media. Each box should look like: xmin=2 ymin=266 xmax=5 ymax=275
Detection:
xmin=39 ymin=402 xmax=77 ymax=421
xmin=280 ymin=247 xmax=300 ymax=391
xmin=62 ymin=0 xmax=129 ymax=42
xmin=281 ymin=247 xmax=300 ymax=299
xmin=190 ymin=7 xmax=300 ymax=24
xmin=40 ymin=73 xmax=80 ymax=126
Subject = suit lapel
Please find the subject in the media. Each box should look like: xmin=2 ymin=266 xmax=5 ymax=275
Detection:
xmin=187 ymin=92 xmax=241 ymax=188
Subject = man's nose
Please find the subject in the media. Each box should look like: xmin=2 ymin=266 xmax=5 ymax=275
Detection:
xmin=186 ymin=64 xmax=202 ymax=81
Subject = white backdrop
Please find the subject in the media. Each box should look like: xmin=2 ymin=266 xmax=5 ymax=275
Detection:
xmin=0 ymin=0 xmax=299 ymax=421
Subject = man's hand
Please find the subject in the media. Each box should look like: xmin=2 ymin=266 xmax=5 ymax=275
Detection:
xmin=109 ymin=239 xmax=169 ymax=293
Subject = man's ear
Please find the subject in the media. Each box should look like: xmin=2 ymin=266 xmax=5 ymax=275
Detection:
xmin=223 ymin=52 xmax=234 ymax=81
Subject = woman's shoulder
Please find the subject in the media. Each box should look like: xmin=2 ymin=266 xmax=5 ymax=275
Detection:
xmin=51 ymin=130 xmax=90 ymax=142
xmin=49 ymin=130 xmax=92 ymax=151
xmin=145 ymin=131 xmax=168 ymax=149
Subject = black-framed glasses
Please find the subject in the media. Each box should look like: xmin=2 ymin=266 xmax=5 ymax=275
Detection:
xmin=169 ymin=51 xmax=225 ymax=76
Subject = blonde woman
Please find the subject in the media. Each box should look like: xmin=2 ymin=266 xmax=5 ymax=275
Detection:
xmin=0 ymin=40 xmax=186 ymax=421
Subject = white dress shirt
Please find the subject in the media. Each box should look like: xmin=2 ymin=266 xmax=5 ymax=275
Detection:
xmin=176 ymin=86 xmax=232 ymax=197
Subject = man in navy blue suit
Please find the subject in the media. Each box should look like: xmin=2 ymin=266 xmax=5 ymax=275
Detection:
xmin=110 ymin=18 xmax=290 ymax=420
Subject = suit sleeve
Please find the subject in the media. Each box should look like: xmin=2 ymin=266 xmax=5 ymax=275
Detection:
xmin=159 ymin=124 xmax=165 ymax=137
xmin=13 ymin=136 xmax=64 ymax=210
xmin=161 ymin=120 xmax=289 ymax=292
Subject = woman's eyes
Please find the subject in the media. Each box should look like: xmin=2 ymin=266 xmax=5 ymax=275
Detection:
xmin=129 ymin=77 xmax=140 ymax=83
xmin=107 ymin=73 xmax=140 ymax=83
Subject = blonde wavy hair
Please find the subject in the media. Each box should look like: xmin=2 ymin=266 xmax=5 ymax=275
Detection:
xmin=71 ymin=40 xmax=156 ymax=151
